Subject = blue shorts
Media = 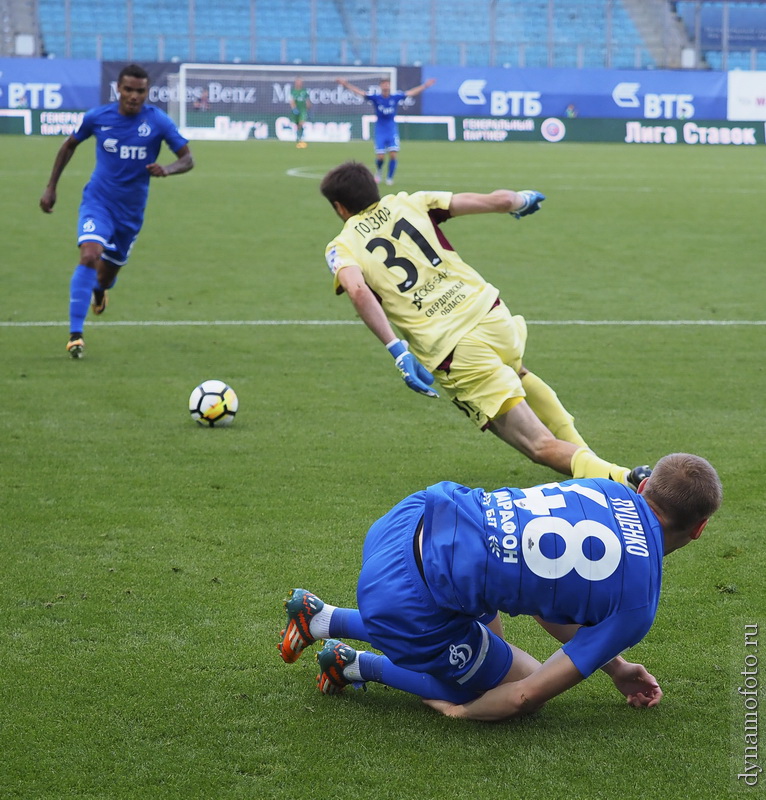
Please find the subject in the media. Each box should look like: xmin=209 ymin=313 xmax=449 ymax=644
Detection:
xmin=374 ymin=127 xmax=400 ymax=153
xmin=77 ymin=199 xmax=141 ymax=267
xmin=357 ymin=492 xmax=514 ymax=694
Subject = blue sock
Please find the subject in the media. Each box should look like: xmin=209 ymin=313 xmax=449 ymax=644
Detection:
xmin=375 ymin=158 xmax=384 ymax=174
xmin=69 ymin=264 xmax=98 ymax=334
xmin=388 ymin=160 xmax=397 ymax=180
xmin=358 ymin=652 xmax=479 ymax=704
xmin=328 ymin=608 xmax=369 ymax=640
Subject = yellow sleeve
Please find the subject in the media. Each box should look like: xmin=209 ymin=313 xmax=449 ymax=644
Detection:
xmin=325 ymin=239 xmax=357 ymax=295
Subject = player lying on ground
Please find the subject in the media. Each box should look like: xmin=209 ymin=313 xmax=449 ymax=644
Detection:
xmin=278 ymin=453 xmax=722 ymax=721
xmin=321 ymin=160 xmax=649 ymax=487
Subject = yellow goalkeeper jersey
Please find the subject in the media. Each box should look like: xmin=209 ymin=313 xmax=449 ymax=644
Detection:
xmin=325 ymin=191 xmax=499 ymax=370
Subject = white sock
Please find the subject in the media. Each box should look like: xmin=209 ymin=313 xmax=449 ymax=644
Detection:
xmin=342 ymin=653 xmax=363 ymax=682
xmin=308 ymin=603 xmax=337 ymax=639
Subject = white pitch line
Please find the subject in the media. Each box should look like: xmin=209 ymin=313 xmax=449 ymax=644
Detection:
xmin=1 ymin=320 xmax=764 ymax=328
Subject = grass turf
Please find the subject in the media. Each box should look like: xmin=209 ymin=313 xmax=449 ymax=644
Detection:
xmin=1 ymin=136 xmax=764 ymax=799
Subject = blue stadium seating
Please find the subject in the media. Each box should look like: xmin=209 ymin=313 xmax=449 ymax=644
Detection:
xmin=675 ymin=1 xmax=766 ymax=71
xmin=38 ymin=0 xmax=653 ymax=68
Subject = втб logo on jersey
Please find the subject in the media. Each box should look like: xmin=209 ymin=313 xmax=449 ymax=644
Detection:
xmin=104 ymin=137 xmax=148 ymax=159
xmin=449 ymin=643 xmax=473 ymax=670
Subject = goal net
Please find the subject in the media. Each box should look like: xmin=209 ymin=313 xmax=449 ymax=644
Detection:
xmin=174 ymin=64 xmax=399 ymax=142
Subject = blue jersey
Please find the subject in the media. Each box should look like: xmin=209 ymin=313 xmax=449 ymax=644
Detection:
xmin=366 ymin=91 xmax=407 ymax=132
xmin=422 ymin=479 xmax=664 ymax=677
xmin=74 ymin=102 xmax=188 ymax=225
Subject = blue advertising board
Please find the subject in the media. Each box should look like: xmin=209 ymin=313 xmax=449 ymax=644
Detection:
xmin=0 ymin=58 xmax=99 ymax=110
xmin=422 ymin=66 xmax=729 ymax=120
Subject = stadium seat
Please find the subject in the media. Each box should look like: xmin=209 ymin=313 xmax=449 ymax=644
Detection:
xmin=36 ymin=0 xmax=654 ymax=68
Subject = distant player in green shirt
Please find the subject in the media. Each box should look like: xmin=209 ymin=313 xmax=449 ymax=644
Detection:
xmin=290 ymin=78 xmax=311 ymax=148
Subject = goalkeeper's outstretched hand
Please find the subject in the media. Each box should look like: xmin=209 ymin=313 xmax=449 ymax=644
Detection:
xmin=511 ymin=190 xmax=546 ymax=219
xmin=387 ymin=339 xmax=439 ymax=398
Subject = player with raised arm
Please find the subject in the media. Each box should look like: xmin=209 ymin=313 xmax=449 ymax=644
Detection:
xmin=278 ymin=453 xmax=722 ymax=721
xmin=337 ymin=76 xmax=435 ymax=184
xmin=40 ymin=63 xmax=194 ymax=359
xmin=320 ymin=160 xmax=649 ymax=486
xmin=290 ymin=77 xmax=311 ymax=148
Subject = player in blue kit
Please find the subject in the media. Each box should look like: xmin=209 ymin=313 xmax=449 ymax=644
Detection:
xmin=278 ymin=453 xmax=722 ymax=721
xmin=337 ymin=76 xmax=435 ymax=184
xmin=40 ymin=64 xmax=194 ymax=358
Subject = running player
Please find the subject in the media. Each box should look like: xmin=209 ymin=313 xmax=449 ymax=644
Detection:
xmin=320 ymin=160 xmax=649 ymax=486
xmin=40 ymin=63 xmax=194 ymax=359
xmin=278 ymin=453 xmax=722 ymax=721
xmin=290 ymin=77 xmax=311 ymax=148
xmin=337 ymin=76 xmax=435 ymax=184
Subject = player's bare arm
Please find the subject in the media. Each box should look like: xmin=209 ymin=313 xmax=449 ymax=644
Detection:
xmin=336 ymin=78 xmax=367 ymax=98
xmin=40 ymin=135 xmax=81 ymax=213
xmin=337 ymin=264 xmax=398 ymax=345
xmin=601 ymin=658 xmax=663 ymax=708
xmin=424 ymin=648 xmax=583 ymax=722
xmin=405 ymin=78 xmax=436 ymax=97
xmin=146 ymin=144 xmax=194 ymax=177
xmin=449 ymin=190 xmax=528 ymax=217
xmin=535 ymin=616 xmax=663 ymax=708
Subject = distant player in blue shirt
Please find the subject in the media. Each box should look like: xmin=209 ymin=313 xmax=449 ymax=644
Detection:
xmin=337 ymin=76 xmax=435 ymax=185
xmin=278 ymin=453 xmax=722 ymax=721
xmin=40 ymin=64 xmax=194 ymax=359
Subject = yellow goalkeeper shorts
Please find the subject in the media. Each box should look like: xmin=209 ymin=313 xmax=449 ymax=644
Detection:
xmin=433 ymin=300 xmax=528 ymax=429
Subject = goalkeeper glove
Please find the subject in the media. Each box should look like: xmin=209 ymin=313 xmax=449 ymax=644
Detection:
xmin=386 ymin=339 xmax=439 ymax=398
xmin=510 ymin=190 xmax=546 ymax=219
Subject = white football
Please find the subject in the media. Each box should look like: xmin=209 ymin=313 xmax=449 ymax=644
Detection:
xmin=189 ymin=380 xmax=238 ymax=427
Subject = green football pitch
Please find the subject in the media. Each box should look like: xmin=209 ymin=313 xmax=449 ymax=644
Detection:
xmin=1 ymin=136 xmax=764 ymax=799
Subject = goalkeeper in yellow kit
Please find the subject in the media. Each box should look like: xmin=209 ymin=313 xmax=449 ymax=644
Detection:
xmin=321 ymin=160 xmax=649 ymax=486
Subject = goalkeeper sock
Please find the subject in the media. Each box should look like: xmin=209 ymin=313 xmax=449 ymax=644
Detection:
xmin=571 ymin=447 xmax=629 ymax=484
xmin=356 ymin=652 xmax=479 ymax=703
xmin=521 ymin=371 xmax=588 ymax=448
xmin=69 ymin=264 xmax=98 ymax=334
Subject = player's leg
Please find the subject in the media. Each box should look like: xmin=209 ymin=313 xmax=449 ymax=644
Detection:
xmin=488 ymin=309 xmax=587 ymax=447
xmin=373 ymin=128 xmax=386 ymax=182
xmin=317 ymin=619 xmax=542 ymax=701
xmin=491 ymin=399 xmax=648 ymax=484
xmin=296 ymin=116 xmax=307 ymax=147
xmin=386 ymin=136 xmax=400 ymax=184
xmin=435 ymin=309 xmax=637 ymax=483
xmin=91 ymin=225 xmax=135 ymax=313
xmin=67 ymin=240 xmax=103 ymax=357
xmin=386 ymin=151 xmax=398 ymax=184
xmin=277 ymin=588 xmax=370 ymax=663
xmin=315 ymin=639 xmax=479 ymax=702
xmin=520 ymin=368 xmax=588 ymax=448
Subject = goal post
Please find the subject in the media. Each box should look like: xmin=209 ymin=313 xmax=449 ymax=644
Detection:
xmin=361 ymin=114 xmax=456 ymax=142
xmin=175 ymin=63 xmax=400 ymax=142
